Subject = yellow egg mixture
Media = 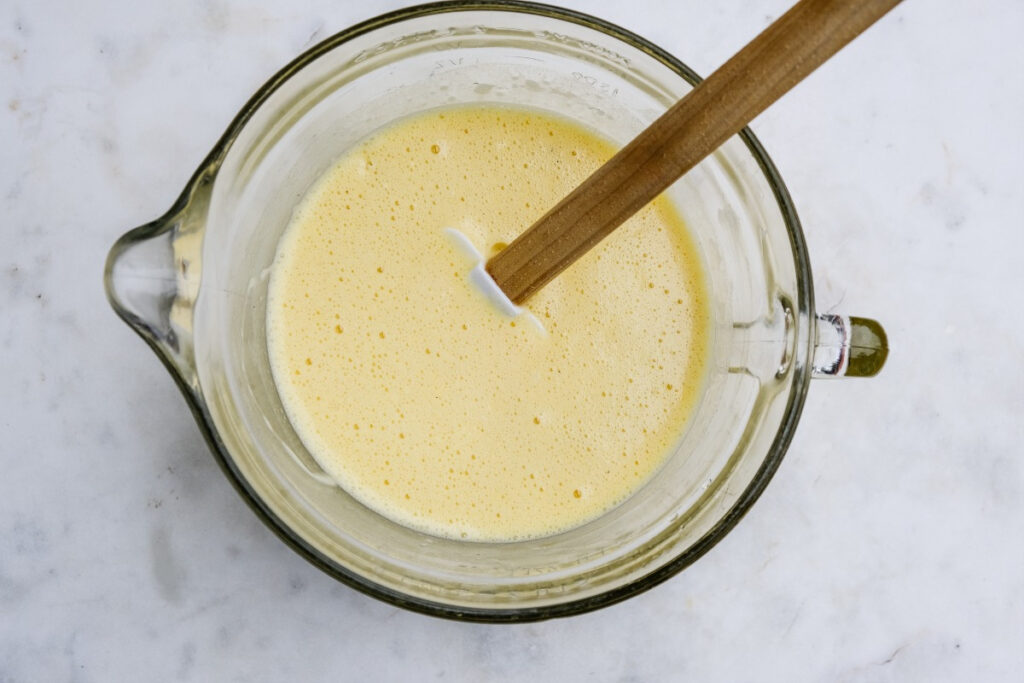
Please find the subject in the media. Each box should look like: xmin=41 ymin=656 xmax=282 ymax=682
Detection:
xmin=267 ymin=106 xmax=709 ymax=541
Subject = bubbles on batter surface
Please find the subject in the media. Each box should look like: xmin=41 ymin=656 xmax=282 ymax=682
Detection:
xmin=266 ymin=105 xmax=710 ymax=542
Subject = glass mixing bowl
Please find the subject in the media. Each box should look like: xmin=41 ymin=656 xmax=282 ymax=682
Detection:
xmin=105 ymin=1 xmax=887 ymax=621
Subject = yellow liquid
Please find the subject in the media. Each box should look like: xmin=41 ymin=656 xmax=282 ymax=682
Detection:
xmin=267 ymin=106 xmax=709 ymax=541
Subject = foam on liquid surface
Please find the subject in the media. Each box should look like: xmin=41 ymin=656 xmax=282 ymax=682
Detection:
xmin=267 ymin=106 xmax=709 ymax=541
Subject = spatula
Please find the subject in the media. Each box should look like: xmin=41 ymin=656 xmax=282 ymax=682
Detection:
xmin=483 ymin=0 xmax=901 ymax=304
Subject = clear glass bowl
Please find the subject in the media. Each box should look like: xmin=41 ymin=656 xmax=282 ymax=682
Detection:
xmin=105 ymin=1 xmax=887 ymax=621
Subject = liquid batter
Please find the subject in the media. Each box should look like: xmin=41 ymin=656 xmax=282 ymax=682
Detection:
xmin=267 ymin=106 xmax=709 ymax=541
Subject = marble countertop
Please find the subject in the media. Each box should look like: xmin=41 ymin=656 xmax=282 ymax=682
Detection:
xmin=3 ymin=0 xmax=1022 ymax=679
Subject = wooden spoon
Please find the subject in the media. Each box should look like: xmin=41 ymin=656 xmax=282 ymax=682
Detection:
xmin=486 ymin=0 xmax=902 ymax=304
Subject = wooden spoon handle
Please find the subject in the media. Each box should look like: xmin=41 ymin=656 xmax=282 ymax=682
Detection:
xmin=486 ymin=0 xmax=901 ymax=304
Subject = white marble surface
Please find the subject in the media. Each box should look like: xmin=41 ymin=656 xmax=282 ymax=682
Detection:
xmin=3 ymin=0 xmax=1022 ymax=679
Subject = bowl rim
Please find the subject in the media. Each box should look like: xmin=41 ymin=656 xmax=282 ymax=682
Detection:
xmin=162 ymin=0 xmax=815 ymax=622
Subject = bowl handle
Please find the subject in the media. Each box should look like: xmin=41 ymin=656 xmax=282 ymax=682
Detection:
xmin=812 ymin=314 xmax=888 ymax=378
